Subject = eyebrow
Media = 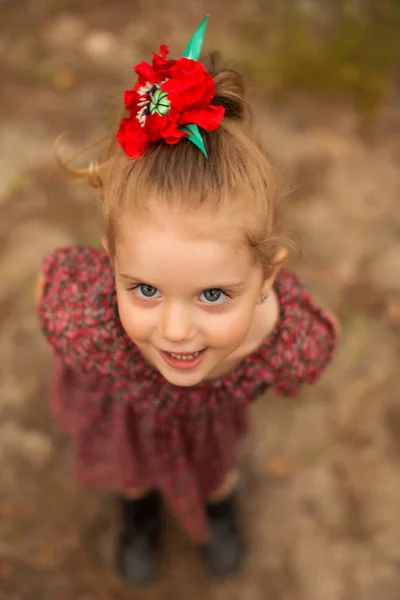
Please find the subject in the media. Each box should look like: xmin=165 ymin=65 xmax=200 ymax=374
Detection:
xmin=120 ymin=274 xmax=245 ymax=288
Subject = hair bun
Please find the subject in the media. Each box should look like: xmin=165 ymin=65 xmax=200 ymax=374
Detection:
xmin=203 ymin=51 xmax=247 ymax=121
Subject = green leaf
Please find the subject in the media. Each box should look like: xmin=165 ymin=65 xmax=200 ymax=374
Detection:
xmin=180 ymin=124 xmax=208 ymax=157
xmin=182 ymin=14 xmax=209 ymax=61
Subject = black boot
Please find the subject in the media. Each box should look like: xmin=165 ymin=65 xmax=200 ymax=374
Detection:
xmin=116 ymin=491 xmax=162 ymax=586
xmin=203 ymin=494 xmax=245 ymax=578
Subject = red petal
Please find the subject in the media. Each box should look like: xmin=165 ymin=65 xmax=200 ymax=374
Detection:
xmin=163 ymin=73 xmax=215 ymax=110
xmin=145 ymin=113 xmax=166 ymax=139
xmin=134 ymin=60 xmax=158 ymax=83
xmin=116 ymin=116 xmax=150 ymax=158
xmin=158 ymin=44 xmax=169 ymax=59
xmin=143 ymin=113 xmax=185 ymax=145
xmin=173 ymin=57 xmax=206 ymax=75
xmin=152 ymin=45 xmax=176 ymax=74
xmin=161 ymin=121 xmax=186 ymax=144
xmin=179 ymin=104 xmax=225 ymax=131
xmin=124 ymin=136 xmax=150 ymax=158
xmin=124 ymin=89 xmax=139 ymax=110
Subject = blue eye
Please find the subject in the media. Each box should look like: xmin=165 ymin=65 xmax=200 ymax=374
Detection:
xmin=134 ymin=284 xmax=161 ymax=299
xmin=200 ymin=289 xmax=228 ymax=305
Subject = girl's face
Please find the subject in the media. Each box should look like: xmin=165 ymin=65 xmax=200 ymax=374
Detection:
xmin=113 ymin=206 xmax=271 ymax=387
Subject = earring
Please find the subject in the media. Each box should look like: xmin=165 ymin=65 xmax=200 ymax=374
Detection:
xmin=261 ymin=293 xmax=268 ymax=303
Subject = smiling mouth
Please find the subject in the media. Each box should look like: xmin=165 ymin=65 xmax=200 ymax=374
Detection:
xmin=166 ymin=351 xmax=203 ymax=361
xmin=158 ymin=348 xmax=207 ymax=370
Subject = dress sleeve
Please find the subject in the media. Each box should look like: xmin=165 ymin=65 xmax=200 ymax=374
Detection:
xmin=272 ymin=282 xmax=338 ymax=397
xmin=38 ymin=246 xmax=118 ymax=373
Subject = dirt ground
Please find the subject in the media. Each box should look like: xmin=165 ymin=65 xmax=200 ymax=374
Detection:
xmin=1 ymin=1 xmax=400 ymax=599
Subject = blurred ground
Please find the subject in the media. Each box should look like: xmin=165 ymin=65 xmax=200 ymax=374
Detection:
xmin=1 ymin=1 xmax=400 ymax=599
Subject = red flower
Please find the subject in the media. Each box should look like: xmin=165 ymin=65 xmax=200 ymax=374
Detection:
xmin=116 ymin=45 xmax=225 ymax=158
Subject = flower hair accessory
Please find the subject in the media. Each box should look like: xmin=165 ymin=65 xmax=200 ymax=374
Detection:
xmin=116 ymin=15 xmax=224 ymax=159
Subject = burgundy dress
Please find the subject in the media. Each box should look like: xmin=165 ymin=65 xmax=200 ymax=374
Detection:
xmin=39 ymin=246 xmax=336 ymax=542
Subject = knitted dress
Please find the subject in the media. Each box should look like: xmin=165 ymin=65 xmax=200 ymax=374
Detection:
xmin=39 ymin=246 xmax=336 ymax=542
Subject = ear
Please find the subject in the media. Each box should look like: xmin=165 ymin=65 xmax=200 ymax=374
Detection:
xmin=101 ymin=236 xmax=109 ymax=255
xmin=261 ymin=247 xmax=288 ymax=292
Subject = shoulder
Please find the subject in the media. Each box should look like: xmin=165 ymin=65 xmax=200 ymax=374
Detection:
xmin=276 ymin=269 xmax=339 ymax=341
xmin=40 ymin=245 xmax=111 ymax=288
xmin=39 ymin=246 xmax=114 ymax=319
xmin=262 ymin=269 xmax=339 ymax=396
xmin=38 ymin=246 xmax=129 ymax=373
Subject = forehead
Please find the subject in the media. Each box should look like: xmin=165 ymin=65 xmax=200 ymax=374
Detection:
xmin=115 ymin=206 xmax=258 ymax=287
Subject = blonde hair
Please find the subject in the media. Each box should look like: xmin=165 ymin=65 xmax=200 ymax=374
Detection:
xmin=61 ymin=52 xmax=293 ymax=271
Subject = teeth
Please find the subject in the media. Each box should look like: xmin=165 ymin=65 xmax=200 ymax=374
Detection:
xmin=169 ymin=351 xmax=201 ymax=361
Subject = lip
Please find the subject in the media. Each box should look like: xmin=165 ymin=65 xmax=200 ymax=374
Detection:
xmin=158 ymin=348 xmax=207 ymax=371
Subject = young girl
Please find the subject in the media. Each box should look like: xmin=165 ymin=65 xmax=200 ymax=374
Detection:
xmin=37 ymin=16 xmax=338 ymax=587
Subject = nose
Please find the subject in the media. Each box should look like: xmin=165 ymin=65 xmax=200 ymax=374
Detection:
xmin=159 ymin=300 xmax=196 ymax=343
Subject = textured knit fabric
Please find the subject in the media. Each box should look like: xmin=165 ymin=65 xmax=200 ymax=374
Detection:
xmin=39 ymin=246 xmax=337 ymax=542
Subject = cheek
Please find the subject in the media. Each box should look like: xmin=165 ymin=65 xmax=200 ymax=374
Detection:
xmin=117 ymin=293 xmax=154 ymax=341
xmin=203 ymin=305 xmax=254 ymax=348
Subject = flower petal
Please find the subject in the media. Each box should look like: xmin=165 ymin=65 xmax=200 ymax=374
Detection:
xmin=117 ymin=116 xmax=150 ymax=158
xmin=159 ymin=44 xmax=169 ymax=60
xmin=162 ymin=68 xmax=215 ymax=109
xmin=179 ymin=104 xmax=225 ymax=131
xmin=134 ymin=60 xmax=157 ymax=83
xmin=124 ymin=89 xmax=140 ymax=111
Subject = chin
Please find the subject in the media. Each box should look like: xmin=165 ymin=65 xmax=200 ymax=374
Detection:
xmin=159 ymin=367 xmax=207 ymax=387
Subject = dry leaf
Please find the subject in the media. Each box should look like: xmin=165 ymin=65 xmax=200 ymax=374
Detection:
xmin=265 ymin=457 xmax=294 ymax=479
xmin=387 ymin=297 xmax=400 ymax=326
xmin=0 ymin=560 xmax=14 ymax=578
xmin=53 ymin=68 xmax=75 ymax=90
